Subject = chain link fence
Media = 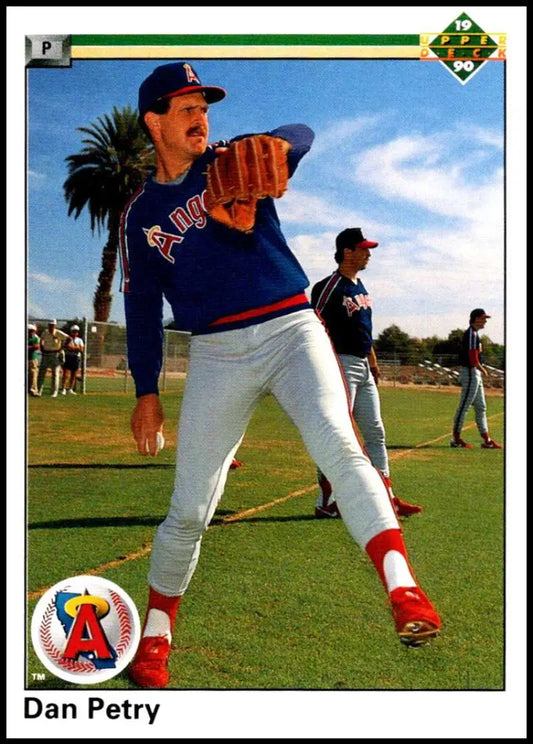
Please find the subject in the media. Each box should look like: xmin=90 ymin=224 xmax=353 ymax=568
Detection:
xmin=376 ymin=354 xmax=504 ymax=389
xmin=29 ymin=318 xmax=190 ymax=393
xmin=28 ymin=318 xmax=504 ymax=393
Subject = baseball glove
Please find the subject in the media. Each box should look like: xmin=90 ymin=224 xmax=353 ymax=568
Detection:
xmin=204 ymin=135 xmax=290 ymax=233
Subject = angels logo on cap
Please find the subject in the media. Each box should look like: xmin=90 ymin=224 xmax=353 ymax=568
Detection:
xmin=31 ymin=575 xmax=140 ymax=684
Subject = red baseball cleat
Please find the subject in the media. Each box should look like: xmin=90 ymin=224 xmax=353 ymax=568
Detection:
xmin=315 ymin=472 xmax=340 ymax=518
xmin=393 ymin=497 xmax=423 ymax=517
xmin=481 ymin=439 xmax=502 ymax=449
xmin=450 ymin=438 xmax=473 ymax=449
xmin=314 ymin=500 xmax=341 ymax=518
xmin=129 ymin=635 xmax=171 ymax=688
xmin=390 ymin=586 xmax=441 ymax=648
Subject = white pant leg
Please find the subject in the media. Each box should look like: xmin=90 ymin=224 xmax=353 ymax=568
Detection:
xmin=472 ymin=375 xmax=488 ymax=435
xmin=339 ymin=355 xmax=389 ymax=476
xmin=51 ymin=359 xmax=61 ymax=394
xmin=453 ymin=367 xmax=482 ymax=434
xmin=268 ymin=312 xmax=398 ymax=548
xmin=148 ymin=331 xmax=263 ymax=596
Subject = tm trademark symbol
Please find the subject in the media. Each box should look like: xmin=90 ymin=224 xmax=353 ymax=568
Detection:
xmin=32 ymin=673 xmax=46 ymax=681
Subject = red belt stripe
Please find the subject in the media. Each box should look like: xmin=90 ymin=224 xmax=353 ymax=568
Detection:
xmin=209 ymin=293 xmax=308 ymax=327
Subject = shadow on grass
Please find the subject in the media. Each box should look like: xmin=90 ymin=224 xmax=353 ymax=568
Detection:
xmin=387 ymin=444 xmax=445 ymax=450
xmin=28 ymin=515 xmax=165 ymax=530
xmin=28 ymin=463 xmax=175 ymax=469
xmin=28 ymin=512 xmax=318 ymax=530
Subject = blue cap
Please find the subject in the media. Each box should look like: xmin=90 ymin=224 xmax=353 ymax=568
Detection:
xmin=470 ymin=308 xmax=491 ymax=322
xmin=138 ymin=62 xmax=226 ymax=118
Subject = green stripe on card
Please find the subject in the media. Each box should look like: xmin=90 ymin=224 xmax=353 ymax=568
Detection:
xmin=71 ymin=34 xmax=420 ymax=47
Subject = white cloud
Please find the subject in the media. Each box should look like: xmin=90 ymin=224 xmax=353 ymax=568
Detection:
xmin=27 ymin=299 xmax=46 ymax=317
xmin=462 ymin=125 xmax=504 ymax=150
xmin=353 ymin=132 xmax=503 ymax=224
xmin=278 ymin=189 xmax=394 ymax=236
xmin=277 ymin=190 xmax=361 ymax=229
xmin=308 ymin=116 xmax=380 ymax=156
xmin=29 ymin=272 xmax=76 ymax=289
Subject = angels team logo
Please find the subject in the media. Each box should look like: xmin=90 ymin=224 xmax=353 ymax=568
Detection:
xmin=343 ymin=294 xmax=371 ymax=316
xmin=183 ymin=62 xmax=201 ymax=85
xmin=31 ymin=575 xmax=140 ymax=684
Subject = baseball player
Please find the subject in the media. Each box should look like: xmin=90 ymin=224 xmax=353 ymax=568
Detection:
xmin=311 ymin=228 xmax=423 ymax=519
xmin=121 ymin=62 xmax=441 ymax=689
xmin=451 ymin=308 xmax=502 ymax=449
xmin=36 ymin=319 xmax=69 ymax=397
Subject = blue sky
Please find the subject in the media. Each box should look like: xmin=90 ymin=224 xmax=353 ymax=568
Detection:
xmin=28 ymin=55 xmax=505 ymax=343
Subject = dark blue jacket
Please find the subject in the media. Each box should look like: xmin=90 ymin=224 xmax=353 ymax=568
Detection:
xmin=120 ymin=124 xmax=314 ymax=396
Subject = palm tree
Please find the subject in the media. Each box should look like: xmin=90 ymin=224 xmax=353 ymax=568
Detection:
xmin=64 ymin=105 xmax=155 ymax=321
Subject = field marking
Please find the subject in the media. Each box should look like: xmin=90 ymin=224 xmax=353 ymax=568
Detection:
xmin=389 ymin=412 xmax=503 ymax=459
xmin=27 ymin=413 xmax=503 ymax=601
xmin=27 ymin=546 xmax=153 ymax=601
xmin=219 ymin=485 xmax=318 ymax=523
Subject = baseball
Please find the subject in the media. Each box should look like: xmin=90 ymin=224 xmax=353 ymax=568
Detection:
xmin=145 ymin=431 xmax=165 ymax=454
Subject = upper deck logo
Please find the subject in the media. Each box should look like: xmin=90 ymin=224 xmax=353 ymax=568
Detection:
xmin=31 ymin=575 xmax=140 ymax=684
xmin=420 ymin=12 xmax=506 ymax=84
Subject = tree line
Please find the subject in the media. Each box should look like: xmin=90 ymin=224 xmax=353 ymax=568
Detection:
xmin=374 ymin=324 xmax=504 ymax=369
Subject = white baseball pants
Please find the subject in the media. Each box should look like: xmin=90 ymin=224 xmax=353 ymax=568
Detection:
xmin=148 ymin=309 xmax=399 ymax=597
xmin=337 ymin=354 xmax=388 ymax=474
xmin=453 ymin=366 xmax=488 ymax=436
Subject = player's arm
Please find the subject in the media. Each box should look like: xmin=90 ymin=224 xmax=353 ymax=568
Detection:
xmin=468 ymin=334 xmax=487 ymax=375
xmin=121 ymin=201 xmax=166 ymax=457
xmin=267 ymin=124 xmax=314 ymax=175
xmin=228 ymin=123 xmax=314 ymax=171
xmin=368 ymin=346 xmax=381 ymax=385
xmin=125 ymin=290 xmax=166 ymax=457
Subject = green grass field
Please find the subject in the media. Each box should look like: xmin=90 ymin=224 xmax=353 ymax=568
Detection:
xmin=26 ymin=383 xmax=504 ymax=691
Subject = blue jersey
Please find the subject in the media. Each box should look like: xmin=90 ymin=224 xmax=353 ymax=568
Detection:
xmin=311 ymin=271 xmax=373 ymax=358
xmin=459 ymin=326 xmax=483 ymax=367
xmin=120 ymin=124 xmax=314 ymax=396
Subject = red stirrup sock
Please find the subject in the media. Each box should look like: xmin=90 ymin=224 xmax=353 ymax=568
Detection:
xmin=142 ymin=587 xmax=182 ymax=635
xmin=365 ymin=528 xmax=417 ymax=594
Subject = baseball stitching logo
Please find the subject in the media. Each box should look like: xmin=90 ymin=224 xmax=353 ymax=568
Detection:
xmin=31 ymin=576 xmax=141 ymax=684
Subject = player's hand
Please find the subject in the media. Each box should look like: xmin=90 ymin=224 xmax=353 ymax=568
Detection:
xmin=370 ymin=365 xmax=381 ymax=385
xmin=131 ymin=393 xmax=165 ymax=457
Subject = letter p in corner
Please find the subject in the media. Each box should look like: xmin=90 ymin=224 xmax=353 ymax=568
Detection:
xmin=26 ymin=36 xmax=71 ymax=67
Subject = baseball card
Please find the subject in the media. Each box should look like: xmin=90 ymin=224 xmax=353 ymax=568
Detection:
xmin=7 ymin=6 xmax=526 ymax=739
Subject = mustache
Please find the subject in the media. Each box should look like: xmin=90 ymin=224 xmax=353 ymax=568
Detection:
xmin=186 ymin=125 xmax=207 ymax=137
